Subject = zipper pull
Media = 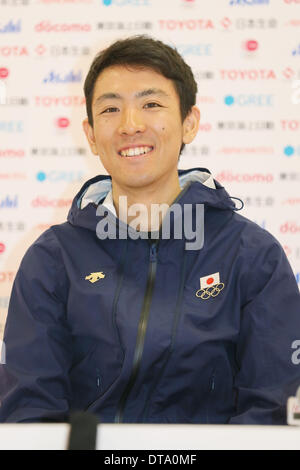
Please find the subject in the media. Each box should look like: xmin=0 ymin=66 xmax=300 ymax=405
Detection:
xmin=149 ymin=241 xmax=158 ymax=263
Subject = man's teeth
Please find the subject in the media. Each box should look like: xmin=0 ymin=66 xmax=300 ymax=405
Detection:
xmin=120 ymin=146 xmax=153 ymax=157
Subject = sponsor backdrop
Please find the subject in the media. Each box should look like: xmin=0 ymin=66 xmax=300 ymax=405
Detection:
xmin=0 ymin=0 xmax=300 ymax=336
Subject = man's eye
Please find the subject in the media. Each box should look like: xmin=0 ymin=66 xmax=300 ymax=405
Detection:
xmin=102 ymin=107 xmax=119 ymax=113
xmin=144 ymin=102 xmax=161 ymax=108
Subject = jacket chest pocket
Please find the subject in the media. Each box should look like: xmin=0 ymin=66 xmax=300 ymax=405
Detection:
xmin=181 ymin=284 xmax=226 ymax=329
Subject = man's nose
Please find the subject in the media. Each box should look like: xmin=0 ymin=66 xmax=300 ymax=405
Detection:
xmin=118 ymin=108 xmax=146 ymax=135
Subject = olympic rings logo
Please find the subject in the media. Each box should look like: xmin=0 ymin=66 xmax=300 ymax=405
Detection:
xmin=195 ymin=283 xmax=225 ymax=300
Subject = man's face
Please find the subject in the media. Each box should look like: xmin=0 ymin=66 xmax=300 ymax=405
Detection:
xmin=83 ymin=65 xmax=200 ymax=191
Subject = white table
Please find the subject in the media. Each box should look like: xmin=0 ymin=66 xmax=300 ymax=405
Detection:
xmin=0 ymin=424 xmax=300 ymax=450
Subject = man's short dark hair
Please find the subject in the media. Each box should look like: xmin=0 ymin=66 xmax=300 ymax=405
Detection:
xmin=83 ymin=35 xmax=198 ymax=156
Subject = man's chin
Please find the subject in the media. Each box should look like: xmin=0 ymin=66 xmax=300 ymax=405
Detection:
xmin=114 ymin=174 xmax=159 ymax=190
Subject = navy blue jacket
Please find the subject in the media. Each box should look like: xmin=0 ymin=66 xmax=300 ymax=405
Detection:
xmin=1 ymin=168 xmax=300 ymax=424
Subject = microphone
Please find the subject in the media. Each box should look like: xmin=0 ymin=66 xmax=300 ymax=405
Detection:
xmin=67 ymin=411 xmax=98 ymax=450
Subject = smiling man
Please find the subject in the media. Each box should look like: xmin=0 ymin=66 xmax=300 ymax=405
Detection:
xmin=1 ymin=35 xmax=300 ymax=425
xmin=82 ymin=50 xmax=200 ymax=233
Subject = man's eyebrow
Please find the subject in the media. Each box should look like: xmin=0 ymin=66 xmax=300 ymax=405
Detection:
xmin=135 ymin=88 xmax=171 ymax=99
xmin=94 ymin=88 xmax=170 ymax=106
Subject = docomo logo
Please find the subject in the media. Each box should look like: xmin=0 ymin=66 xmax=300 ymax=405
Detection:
xmin=56 ymin=117 xmax=70 ymax=128
xmin=159 ymin=19 xmax=214 ymax=30
xmin=280 ymin=222 xmax=300 ymax=234
xmin=245 ymin=40 xmax=258 ymax=51
xmin=31 ymin=196 xmax=73 ymax=208
xmin=216 ymin=171 xmax=274 ymax=183
xmin=35 ymin=21 xmax=91 ymax=32
xmin=0 ymin=242 xmax=5 ymax=254
xmin=0 ymin=68 xmax=9 ymax=78
xmin=96 ymin=197 xmax=205 ymax=250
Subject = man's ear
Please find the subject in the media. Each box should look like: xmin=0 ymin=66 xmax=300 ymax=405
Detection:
xmin=82 ymin=118 xmax=98 ymax=155
xmin=182 ymin=105 xmax=201 ymax=144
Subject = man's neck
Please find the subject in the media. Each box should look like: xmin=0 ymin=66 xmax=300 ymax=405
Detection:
xmin=112 ymin=172 xmax=182 ymax=232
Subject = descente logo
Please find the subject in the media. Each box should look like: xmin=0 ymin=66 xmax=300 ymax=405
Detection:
xmin=35 ymin=22 xmax=91 ymax=32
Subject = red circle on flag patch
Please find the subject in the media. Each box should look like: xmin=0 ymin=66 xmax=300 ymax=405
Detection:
xmin=207 ymin=277 xmax=214 ymax=285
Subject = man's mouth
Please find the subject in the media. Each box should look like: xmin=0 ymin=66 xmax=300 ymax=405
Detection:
xmin=118 ymin=146 xmax=154 ymax=157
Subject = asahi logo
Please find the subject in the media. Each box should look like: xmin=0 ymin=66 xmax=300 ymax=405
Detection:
xmin=0 ymin=20 xmax=21 ymax=34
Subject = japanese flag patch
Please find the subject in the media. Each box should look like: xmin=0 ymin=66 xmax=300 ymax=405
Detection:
xmin=200 ymin=272 xmax=220 ymax=290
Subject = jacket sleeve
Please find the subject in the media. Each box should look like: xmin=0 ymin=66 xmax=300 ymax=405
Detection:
xmin=229 ymin=233 xmax=300 ymax=424
xmin=0 ymin=229 xmax=72 ymax=423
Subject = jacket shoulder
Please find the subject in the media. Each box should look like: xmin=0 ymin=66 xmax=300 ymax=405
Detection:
xmin=17 ymin=225 xmax=69 ymax=303
xmin=231 ymin=211 xmax=283 ymax=254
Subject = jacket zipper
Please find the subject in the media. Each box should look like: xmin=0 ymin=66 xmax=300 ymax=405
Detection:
xmin=114 ymin=240 xmax=159 ymax=423
xmin=141 ymin=248 xmax=188 ymax=422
